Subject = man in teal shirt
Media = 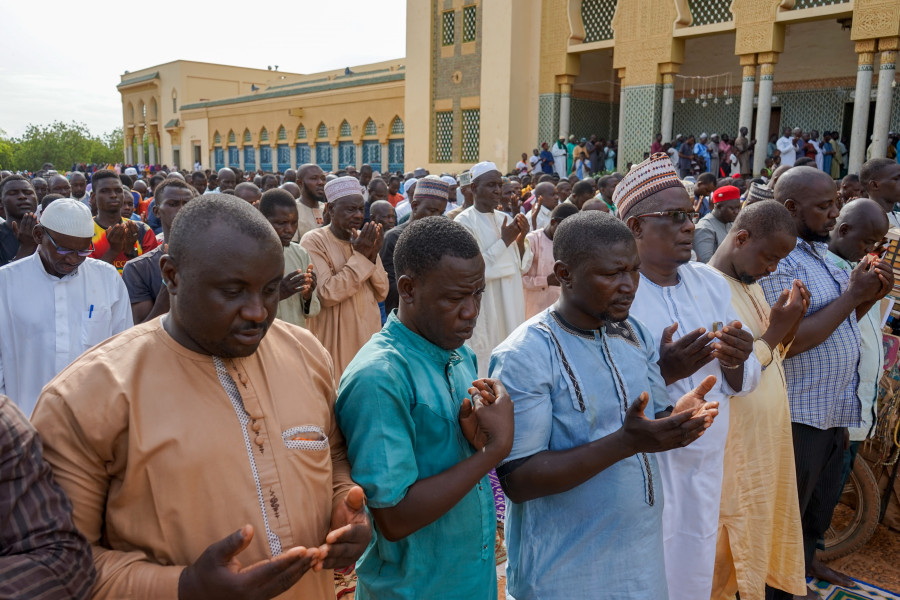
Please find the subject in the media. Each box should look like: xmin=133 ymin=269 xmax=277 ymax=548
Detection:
xmin=336 ymin=216 xmax=514 ymax=599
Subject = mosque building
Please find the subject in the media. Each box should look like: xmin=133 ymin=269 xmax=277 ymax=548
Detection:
xmin=120 ymin=0 xmax=900 ymax=177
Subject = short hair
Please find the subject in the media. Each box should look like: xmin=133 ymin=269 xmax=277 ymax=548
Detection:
xmin=259 ymin=188 xmax=298 ymax=217
xmin=0 ymin=174 xmax=29 ymax=197
xmin=732 ymin=200 xmax=797 ymax=238
xmin=261 ymin=174 xmax=278 ymax=187
xmin=154 ymin=177 xmax=196 ymax=205
xmin=191 ymin=170 xmax=206 ymax=182
xmin=554 ymin=210 xmax=634 ymax=264
xmin=167 ymin=193 xmax=278 ymax=269
xmin=118 ymin=174 xmax=133 ymax=187
xmin=860 ymin=158 xmax=896 ymax=190
xmin=394 ymin=216 xmax=481 ymax=279
xmin=842 ymin=173 xmax=860 ymax=185
xmin=572 ymin=181 xmax=594 ymax=197
xmin=149 ymin=174 xmax=165 ymax=187
xmin=697 ymin=172 xmax=716 ymax=185
xmin=794 ymin=157 xmax=816 ymax=168
xmin=91 ymin=169 xmax=120 ymax=188
xmin=550 ymin=203 xmax=579 ymax=221
xmin=40 ymin=193 xmax=65 ymax=212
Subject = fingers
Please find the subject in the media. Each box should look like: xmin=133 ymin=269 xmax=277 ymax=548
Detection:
xmin=626 ymin=391 xmax=649 ymax=419
xmin=214 ymin=524 xmax=254 ymax=562
xmin=239 ymin=545 xmax=313 ymax=589
xmin=773 ymin=288 xmax=789 ymax=310
xmin=343 ymin=485 xmax=366 ymax=513
xmin=502 ymin=216 xmax=508 ymax=228
xmin=691 ymin=374 xmax=717 ymax=399
xmin=680 ymin=329 xmax=714 ymax=355
xmin=459 ymin=397 xmax=473 ymax=419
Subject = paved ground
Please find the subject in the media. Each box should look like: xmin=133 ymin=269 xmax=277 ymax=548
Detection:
xmin=829 ymin=524 xmax=900 ymax=593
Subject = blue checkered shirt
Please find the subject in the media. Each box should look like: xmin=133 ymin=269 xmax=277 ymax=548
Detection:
xmin=759 ymin=238 xmax=861 ymax=430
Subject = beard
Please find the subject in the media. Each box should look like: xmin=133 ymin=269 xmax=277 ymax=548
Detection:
xmin=798 ymin=221 xmax=830 ymax=243
xmin=738 ymin=272 xmax=758 ymax=285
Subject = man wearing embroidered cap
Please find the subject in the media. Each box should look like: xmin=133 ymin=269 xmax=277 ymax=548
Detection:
xmin=455 ymin=161 xmax=533 ymax=376
xmin=694 ymin=185 xmax=741 ymax=263
xmin=0 ymin=199 xmax=132 ymax=415
xmin=621 ymin=153 xmax=760 ymax=600
xmin=743 ymin=181 xmax=776 ymax=206
xmin=301 ymin=176 xmax=389 ymax=381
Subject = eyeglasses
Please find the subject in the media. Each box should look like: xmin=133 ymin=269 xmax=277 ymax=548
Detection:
xmin=44 ymin=230 xmax=94 ymax=257
xmin=635 ymin=210 xmax=698 ymax=224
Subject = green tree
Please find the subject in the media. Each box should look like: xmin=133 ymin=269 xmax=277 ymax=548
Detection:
xmin=0 ymin=129 xmax=14 ymax=170
xmin=5 ymin=121 xmax=124 ymax=171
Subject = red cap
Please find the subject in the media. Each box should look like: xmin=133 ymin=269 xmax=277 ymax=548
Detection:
xmin=712 ymin=185 xmax=741 ymax=203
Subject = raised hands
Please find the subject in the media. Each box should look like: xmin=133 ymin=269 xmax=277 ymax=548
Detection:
xmin=11 ymin=212 xmax=37 ymax=245
xmin=764 ymin=279 xmax=810 ymax=348
xmin=657 ymin=323 xmax=715 ymax=385
xmin=178 ymin=524 xmax=318 ymax=600
xmin=530 ymin=197 xmax=543 ymax=231
xmin=279 ymin=264 xmax=317 ymax=301
xmin=500 ymin=213 xmax=529 ymax=247
xmin=317 ymin=486 xmax=372 ymax=571
xmin=710 ymin=321 xmax=754 ymax=370
xmin=458 ymin=378 xmax=514 ymax=459
xmin=106 ymin=220 xmax=140 ymax=255
xmin=351 ymin=222 xmax=383 ymax=262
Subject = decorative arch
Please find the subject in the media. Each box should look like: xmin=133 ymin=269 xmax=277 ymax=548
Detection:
xmin=126 ymin=102 xmax=135 ymax=124
xmin=149 ymin=97 xmax=158 ymax=121
xmin=339 ymin=120 xmax=352 ymax=137
xmin=297 ymin=124 xmax=307 ymax=139
xmin=260 ymin=127 xmax=269 ymax=142
xmin=389 ymin=116 xmax=404 ymax=135
xmin=227 ymin=130 xmax=236 ymax=144
xmin=277 ymin=125 xmax=287 ymax=141
xmin=363 ymin=118 xmax=377 ymax=137
xmin=213 ymin=130 xmax=222 ymax=145
xmin=138 ymin=100 xmax=146 ymax=122
xmin=316 ymin=122 xmax=328 ymax=139
xmin=243 ymin=129 xmax=252 ymax=144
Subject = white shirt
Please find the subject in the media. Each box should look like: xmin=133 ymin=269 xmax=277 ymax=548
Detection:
xmin=395 ymin=199 xmax=411 ymax=221
xmin=0 ymin=254 xmax=133 ymax=415
xmin=776 ymin=136 xmax=797 ymax=166
xmin=529 ymin=205 xmax=552 ymax=231
xmin=630 ymin=261 xmax=760 ymax=600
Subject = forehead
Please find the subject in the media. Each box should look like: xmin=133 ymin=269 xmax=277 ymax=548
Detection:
xmin=158 ymin=187 xmax=194 ymax=203
xmin=370 ymin=203 xmax=393 ymax=216
xmin=422 ymin=254 xmax=485 ymax=288
xmin=96 ymin=177 xmax=121 ymax=190
xmin=270 ymin=203 xmax=298 ymax=217
xmin=4 ymin=180 xmax=33 ymax=193
xmin=648 ymin=186 xmax=692 ymax=210
xmin=332 ymin=194 xmax=364 ymax=209
xmin=581 ymin=238 xmax=639 ymax=269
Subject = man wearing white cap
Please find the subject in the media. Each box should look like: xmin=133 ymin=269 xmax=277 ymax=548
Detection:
xmin=455 ymin=162 xmax=532 ymax=377
xmin=301 ymin=176 xmax=389 ymax=381
xmin=0 ymin=199 xmax=132 ymax=415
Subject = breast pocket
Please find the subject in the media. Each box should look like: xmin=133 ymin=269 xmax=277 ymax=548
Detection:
xmin=282 ymin=425 xmax=329 ymax=451
xmin=81 ymin=306 xmax=112 ymax=350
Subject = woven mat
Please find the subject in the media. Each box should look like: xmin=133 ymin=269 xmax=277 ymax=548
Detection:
xmin=807 ymin=577 xmax=900 ymax=599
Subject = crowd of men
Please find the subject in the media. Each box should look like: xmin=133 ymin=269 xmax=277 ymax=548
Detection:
xmin=0 ymin=143 xmax=899 ymax=600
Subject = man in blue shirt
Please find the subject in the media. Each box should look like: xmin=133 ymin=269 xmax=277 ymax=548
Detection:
xmin=336 ymin=217 xmax=514 ymax=599
xmin=695 ymin=133 xmax=712 ymax=173
xmin=760 ymin=167 xmax=891 ymax=598
xmin=490 ymin=211 xmax=720 ymax=599
xmin=539 ymin=142 xmax=555 ymax=175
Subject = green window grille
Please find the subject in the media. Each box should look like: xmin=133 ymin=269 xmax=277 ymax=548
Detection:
xmin=582 ymin=0 xmax=617 ymax=42
xmin=364 ymin=119 xmax=377 ymax=136
xmin=214 ymin=132 xmax=221 ymax=145
xmin=434 ymin=111 xmax=453 ymax=163
xmin=297 ymin=125 xmax=307 ymax=139
xmin=317 ymin=122 xmax=328 ymax=139
xmin=244 ymin=130 xmax=252 ymax=143
xmin=260 ymin=128 xmax=269 ymax=142
xmin=340 ymin=121 xmax=352 ymax=137
xmin=277 ymin=126 xmax=287 ymax=140
xmin=792 ymin=0 xmax=848 ymax=8
xmin=462 ymin=5 xmax=477 ymax=42
xmin=390 ymin=117 xmax=404 ymax=135
xmin=441 ymin=11 xmax=455 ymax=46
xmin=687 ymin=0 xmax=733 ymax=26
xmin=461 ymin=109 xmax=480 ymax=162
xmin=228 ymin=131 xmax=236 ymax=144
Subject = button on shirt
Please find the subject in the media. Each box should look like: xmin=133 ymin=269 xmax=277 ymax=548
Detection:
xmin=0 ymin=254 xmax=132 ymax=415
xmin=760 ymin=239 xmax=861 ymax=430
xmin=490 ymin=310 xmax=669 ymax=600
xmin=336 ymin=314 xmax=496 ymax=600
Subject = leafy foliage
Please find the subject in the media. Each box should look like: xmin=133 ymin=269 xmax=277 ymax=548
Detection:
xmin=0 ymin=121 xmax=123 ymax=171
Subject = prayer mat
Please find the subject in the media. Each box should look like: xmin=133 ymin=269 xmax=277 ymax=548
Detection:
xmin=334 ymin=565 xmax=357 ymax=599
xmin=807 ymin=577 xmax=900 ymax=599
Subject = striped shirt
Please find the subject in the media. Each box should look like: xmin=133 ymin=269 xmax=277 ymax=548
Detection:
xmin=0 ymin=395 xmax=94 ymax=599
xmin=760 ymin=238 xmax=861 ymax=429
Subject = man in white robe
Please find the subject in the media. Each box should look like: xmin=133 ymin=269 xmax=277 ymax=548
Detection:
xmin=456 ymin=161 xmax=532 ymax=376
xmin=616 ymin=153 xmax=761 ymax=600
xmin=551 ymin=137 xmax=568 ymax=179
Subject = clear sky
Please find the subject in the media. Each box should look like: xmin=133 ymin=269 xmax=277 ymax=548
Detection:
xmin=0 ymin=0 xmax=407 ymax=138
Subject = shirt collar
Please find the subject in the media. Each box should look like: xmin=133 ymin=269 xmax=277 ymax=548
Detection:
xmin=795 ymin=237 xmax=828 ymax=260
xmin=383 ymin=312 xmax=463 ymax=367
xmin=28 ymin=250 xmax=82 ymax=282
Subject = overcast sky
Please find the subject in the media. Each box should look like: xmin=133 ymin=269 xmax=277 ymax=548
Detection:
xmin=0 ymin=0 xmax=407 ymax=138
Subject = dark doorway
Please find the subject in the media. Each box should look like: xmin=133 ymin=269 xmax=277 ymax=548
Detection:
xmin=841 ymin=101 xmax=877 ymax=143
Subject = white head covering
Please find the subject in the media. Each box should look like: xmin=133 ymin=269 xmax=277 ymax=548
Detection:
xmin=323 ymin=176 xmax=364 ymax=203
xmin=440 ymin=175 xmax=456 ymax=186
xmin=470 ymin=161 xmax=500 ymax=181
xmin=402 ymin=178 xmax=418 ymax=198
xmin=124 ymin=167 xmax=138 ymax=177
xmin=39 ymin=198 xmax=94 ymax=238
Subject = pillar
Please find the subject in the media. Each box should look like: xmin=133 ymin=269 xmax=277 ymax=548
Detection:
xmin=355 ymin=143 xmax=362 ymax=169
xmin=871 ymin=39 xmax=898 ymax=159
xmin=849 ymin=41 xmax=876 ymax=173
xmin=738 ymin=56 xmax=757 ymax=133
xmin=239 ymin=146 xmax=245 ymax=170
xmin=753 ymin=55 xmax=777 ymax=176
xmin=381 ymin=142 xmax=389 ymax=173
xmin=660 ymin=74 xmax=675 ymax=144
xmin=617 ymin=71 xmax=626 ymax=171
xmin=331 ymin=143 xmax=339 ymax=173
xmin=125 ymin=135 xmax=134 ymax=164
xmin=136 ymin=127 xmax=145 ymax=165
xmin=148 ymin=127 xmax=157 ymax=166
xmin=558 ymin=81 xmax=572 ymax=140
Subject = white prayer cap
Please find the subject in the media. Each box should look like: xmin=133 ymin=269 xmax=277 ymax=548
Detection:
xmin=39 ymin=198 xmax=93 ymax=238
xmin=323 ymin=175 xmax=364 ymax=203
xmin=403 ymin=178 xmax=418 ymax=197
xmin=699 ymin=133 xmax=708 ymax=139
xmin=440 ymin=175 xmax=456 ymax=186
xmin=124 ymin=167 xmax=138 ymax=177
xmin=470 ymin=161 xmax=500 ymax=182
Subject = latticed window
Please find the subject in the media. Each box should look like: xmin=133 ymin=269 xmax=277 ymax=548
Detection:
xmin=364 ymin=119 xmax=377 ymax=136
xmin=461 ymin=109 xmax=480 ymax=162
xmin=277 ymin=126 xmax=286 ymax=140
xmin=297 ymin=125 xmax=307 ymax=139
xmin=260 ymin=128 xmax=269 ymax=142
xmin=434 ymin=111 xmax=453 ymax=163
xmin=244 ymin=130 xmax=252 ymax=143
xmin=339 ymin=121 xmax=352 ymax=137
xmin=462 ymin=5 xmax=476 ymax=42
xmin=687 ymin=0 xmax=732 ymax=26
xmin=214 ymin=132 xmax=221 ymax=145
xmin=441 ymin=11 xmax=455 ymax=46
xmin=317 ymin=122 xmax=328 ymax=139
xmin=581 ymin=0 xmax=617 ymax=42
xmin=228 ymin=131 xmax=236 ymax=144
xmin=791 ymin=0 xmax=848 ymax=8
xmin=390 ymin=117 xmax=404 ymax=135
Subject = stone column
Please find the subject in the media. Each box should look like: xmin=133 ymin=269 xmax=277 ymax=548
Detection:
xmin=331 ymin=143 xmax=339 ymax=173
xmin=753 ymin=55 xmax=777 ymax=176
xmin=558 ymin=81 xmax=573 ymax=140
xmin=617 ymin=71 xmax=626 ymax=171
xmin=871 ymin=39 xmax=898 ymax=159
xmin=381 ymin=142 xmax=389 ymax=173
xmin=239 ymin=145 xmax=246 ymax=170
xmin=738 ymin=56 xmax=757 ymax=133
xmin=660 ymin=74 xmax=675 ymax=144
xmin=849 ymin=41 xmax=876 ymax=173
xmin=136 ymin=126 xmax=145 ymax=165
xmin=355 ymin=143 xmax=362 ymax=169
xmin=148 ymin=126 xmax=157 ymax=166
xmin=125 ymin=134 xmax=134 ymax=164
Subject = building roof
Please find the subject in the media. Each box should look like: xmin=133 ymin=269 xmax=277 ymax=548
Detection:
xmin=180 ymin=68 xmax=405 ymax=111
xmin=117 ymin=71 xmax=160 ymax=89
